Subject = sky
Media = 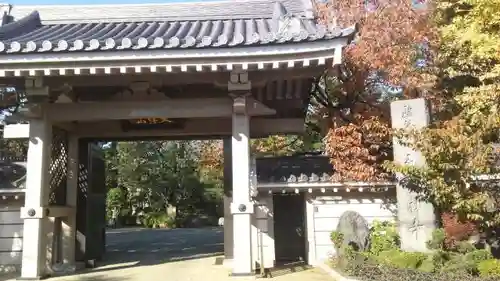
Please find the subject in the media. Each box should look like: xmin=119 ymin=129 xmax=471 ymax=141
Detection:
xmin=10 ymin=0 xmax=208 ymax=5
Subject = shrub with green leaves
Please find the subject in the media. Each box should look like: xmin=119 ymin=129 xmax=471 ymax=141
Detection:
xmin=330 ymin=231 xmax=344 ymax=249
xmin=369 ymin=220 xmax=400 ymax=255
xmin=349 ymin=262 xmax=499 ymax=281
xmin=466 ymin=250 xmax=494 ymax=264
xmin=477 ymin=259 xmax=500 ymax=277
xmin=426 ymin=228 xmax=446 ymax=250
xmin=330 ymin=224 xmax=499 ymax=281
xmin=440 ymin=252 xmax=477 ymax=275
xmin=141 ymin=212 xmax=176 ymax=228
xmin=376 ymin=249 xmax=427 ymax=269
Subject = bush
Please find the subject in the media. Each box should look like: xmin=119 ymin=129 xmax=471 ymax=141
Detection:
xmin=369 ymin=220 xmax=399 ymax=255
xmin=426 ymin=228 xmax=446 ymax=250
xmin=477 ymin=259 xmax=500 ymax=277
xmin=339 ymin=251 xmax=490 ymax=281
xmin=466 ymin=249 xmax=494 ymax=264
xmin=376 ymin=249 xmax=427 ymax=269
xmin=330 ymin=231 xmax=344 ymax=249
xmin=349 ymin=262 xmax=498 ymax=281
xmin=141 ymin=212 xmax=176 ymax=228
xmin=438 ymin=248 xmax=494 ymax=275
xmin=441 ymin=212 xmax=478 ymax=250
xmin=440 ymin=252 xmax=477 ymax=275
xmin=428 ymin=250 xmax=451 ymax=271
xmin=332 ymin=247 xmax=370 ymax=274
xmin=330 ymin=223 xmax=500 ymax=281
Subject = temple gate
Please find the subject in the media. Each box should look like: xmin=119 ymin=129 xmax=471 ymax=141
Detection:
xmin=0 ymin=0 xmax=355 ymax=278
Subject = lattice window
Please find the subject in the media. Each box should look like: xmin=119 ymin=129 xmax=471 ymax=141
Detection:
xmin=49 ymin=128 xmax=68 ymax=205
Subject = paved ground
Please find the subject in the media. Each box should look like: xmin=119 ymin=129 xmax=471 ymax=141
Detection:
xmin=5 ymin=227 xmax=334 ymax=281
xmin=103 ymin=227 xmax=225 ymax=266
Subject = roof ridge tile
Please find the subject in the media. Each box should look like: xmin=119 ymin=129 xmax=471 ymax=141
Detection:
xmin=9 ymin=0 xmax=315 ymax=24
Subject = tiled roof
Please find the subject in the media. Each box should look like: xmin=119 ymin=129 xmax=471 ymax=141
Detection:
xmin=9 ymin=0 xmax=316 ymax=23
xmin=0 ymin=1 xmax=357 ymax=54
xmin=256 ymin=153 xmax=334 ymax=184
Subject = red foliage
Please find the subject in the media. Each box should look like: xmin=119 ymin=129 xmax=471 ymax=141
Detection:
xmin=315 ymin=0 xmax=438 ymax=86
xmin=441 ymin=212 xmax=479 ymax=248
xmin=312 ymin=0 xmax=439 ymax=182
xmin=199 ymin=141 xmax=223 ymax=171
xmin=325 ymin=106 xmax=393 ymax=182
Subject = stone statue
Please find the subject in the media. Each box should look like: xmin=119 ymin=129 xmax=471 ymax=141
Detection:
xmin=335 ymin=210 xmax=370 ymax=254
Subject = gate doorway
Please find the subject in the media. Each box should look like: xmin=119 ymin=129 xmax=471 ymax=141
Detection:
xmin=272 ymin=193 xmax=307 ymax=265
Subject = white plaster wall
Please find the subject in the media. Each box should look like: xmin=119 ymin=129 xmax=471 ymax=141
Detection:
xmin=251 ymin=194 xmax=275 ymax=269
xmin=310 ymin=192 xmax=396 ymax=263
xmin=0 ymin=199 xmax=24 ymax=273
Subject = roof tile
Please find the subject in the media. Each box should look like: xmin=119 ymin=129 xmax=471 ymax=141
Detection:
xmin=256 ymin=153 xmax=334 ymax=184
xmin=0 ymin=8 xmax=357 ymax=54
xmin=10 ymin=0 xmax=316 ymax=23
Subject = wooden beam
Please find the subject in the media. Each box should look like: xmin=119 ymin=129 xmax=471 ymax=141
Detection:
xmin=75 ymin=118 xmax=305 ymax=138
xmin=44 ymin=97 xmax=276 ymax=122
xmin=3 ymin=118 xmax=305 ymax=139
xmin=47 ymin=206 xmax=75 ymax=218
xmin=40 ymin=67 xmax=323 ymax=88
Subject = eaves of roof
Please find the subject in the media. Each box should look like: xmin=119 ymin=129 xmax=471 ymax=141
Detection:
xmin=0 ymin=6 xmax=355 ymax=55
xmin=0 ymin=1 xmax=357 ymax=77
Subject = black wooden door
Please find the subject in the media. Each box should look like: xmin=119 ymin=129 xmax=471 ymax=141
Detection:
xmin=86 ymin=144 xmax=106 ymax=261
xmin=273 ymin=193 xmax=306 ymax=264
xmin=76 ymin=141 xmax=107 ymax=263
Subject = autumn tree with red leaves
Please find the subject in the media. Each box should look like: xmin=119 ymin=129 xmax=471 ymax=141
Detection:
xmin=315 ymin=0 xmax=500 ymax=227
xmin=198 ymin=0 xmax=500 ymax=228
xmin=312 ymin=0 xmax=438 ymax=182
xmin=199 ymin=0 xmax=440 ymax=182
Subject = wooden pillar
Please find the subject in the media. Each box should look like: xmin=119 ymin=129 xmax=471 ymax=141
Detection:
xmin=229 ymin=70 xmax=254 ymax=276
xmin=20 ymin=119 xmax=52 ymax=279
xmin=391 ymin=98 xmax=436 ymax=252
xmin=223 ymin=138 xmax=234 ymax=263
xmin=61 ymin=134 xmax=79 ymax=268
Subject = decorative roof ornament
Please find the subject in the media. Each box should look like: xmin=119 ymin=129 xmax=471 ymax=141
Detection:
xmin=273 ymin=2 xmax=302 ymax=41
xmin=298 ymin=173 xmax=309 ymax=182
xmin=0 ymin=10 xmax=41 ymax=41
xmin=0 ymin=3 xmax=12 ymax=26
xmin=320 ymin=173 xmax=331 ymax=182
xmin=288 ymin=174 xmax=297 ymax=183
xmin=310 ymin=173 xmax=320 ymax=182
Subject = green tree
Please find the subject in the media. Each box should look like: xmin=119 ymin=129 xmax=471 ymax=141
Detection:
xmin=0 ymin=124 xmax=27 ymax=160
xmin=386 ymin=0 xmax=500 ymax=227
xmin=109 ymin=140 xmax=223 ymax=227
